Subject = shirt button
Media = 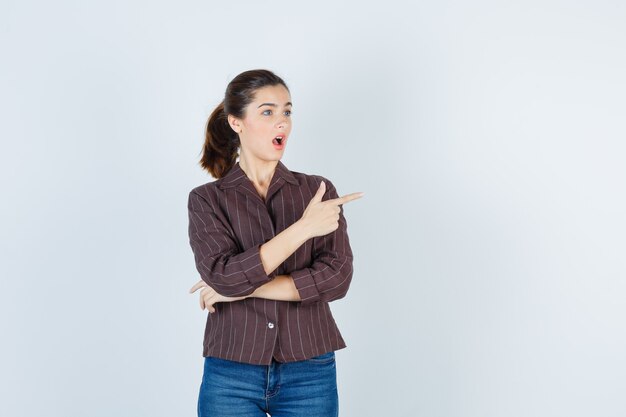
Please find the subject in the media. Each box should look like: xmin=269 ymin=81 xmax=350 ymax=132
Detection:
xmin=268 ymin=322 xmax=275 ymax=329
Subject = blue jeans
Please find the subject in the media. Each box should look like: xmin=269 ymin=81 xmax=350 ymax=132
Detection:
xmin=197 ymin=351 xmax=339 ymax=417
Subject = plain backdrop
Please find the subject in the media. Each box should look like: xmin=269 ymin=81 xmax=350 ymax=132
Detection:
xmin=1 ymin=1 xmax=625 ymax=416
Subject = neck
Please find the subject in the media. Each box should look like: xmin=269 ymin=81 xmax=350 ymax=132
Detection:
xmin=238 ymin=153 xmax=279 ymax=188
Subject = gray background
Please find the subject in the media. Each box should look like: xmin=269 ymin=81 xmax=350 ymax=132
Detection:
xmin=1 ymin=1 xmax=625 ymax=416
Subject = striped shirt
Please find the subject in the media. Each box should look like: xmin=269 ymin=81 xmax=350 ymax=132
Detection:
xmin=187 ymin=160 xmax=354 ymax=365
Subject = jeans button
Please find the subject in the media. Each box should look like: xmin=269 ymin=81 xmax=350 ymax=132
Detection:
xmin=268 ymin=322 xmax=275 ymax=329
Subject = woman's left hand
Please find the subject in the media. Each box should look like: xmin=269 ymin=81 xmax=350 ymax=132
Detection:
xmin=189 ymin=280 xmax=247 ymax=313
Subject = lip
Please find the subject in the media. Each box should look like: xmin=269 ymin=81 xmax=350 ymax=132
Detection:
xmin=273 ymin=133 xmax=287 ymax=144
xmin=272 ymin=133 xmax=287 ymax=150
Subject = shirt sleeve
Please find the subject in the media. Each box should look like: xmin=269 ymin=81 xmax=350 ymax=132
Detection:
xmin=188 ymin=189 xmax=272 ymax=297
xmin=290 ymin=178 xmax=354 ymax=306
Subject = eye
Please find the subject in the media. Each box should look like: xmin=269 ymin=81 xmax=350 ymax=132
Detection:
xmin=262 ymin=109 xmax=292 ymax=116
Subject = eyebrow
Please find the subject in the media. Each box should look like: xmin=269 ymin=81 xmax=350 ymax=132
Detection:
xmin=257 ymin=102 xmax=293 ymax=108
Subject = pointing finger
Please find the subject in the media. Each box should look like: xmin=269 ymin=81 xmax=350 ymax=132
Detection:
xmin=329 ymin=192 xmax=365 ymax=206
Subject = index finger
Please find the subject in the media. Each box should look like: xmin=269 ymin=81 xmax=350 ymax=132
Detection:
xmin=189 ymin=279 xmax=207 ymax=293
xmin=328 ymin=192 xmax=365 ymax=206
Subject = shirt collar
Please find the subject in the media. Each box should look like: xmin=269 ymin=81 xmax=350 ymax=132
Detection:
xmin=217 ymin=160 xmax=299 ymax=190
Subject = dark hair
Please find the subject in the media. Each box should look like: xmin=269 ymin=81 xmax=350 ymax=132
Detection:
xmin=199 ymin=69 xmax=290 ymax=179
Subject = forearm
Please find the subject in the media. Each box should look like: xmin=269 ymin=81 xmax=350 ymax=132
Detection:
xmin=259 ymin=220 xmax=311 ymax=276
xmin=246 ymin=274 xmax=302 ymax=301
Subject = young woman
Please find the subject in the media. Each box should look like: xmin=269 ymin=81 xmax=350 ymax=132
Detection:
xmin=187 ymin=69 xmax=363 ymax=417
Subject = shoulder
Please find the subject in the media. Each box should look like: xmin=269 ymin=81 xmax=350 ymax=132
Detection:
xmin=190 ymin=179 xmax=218 ymax=194
xmin=288 ymin=168 xmax=335 ymax=189
xmin=189 ymin=180 xmax=217 ymax=197
xmin=188 ymin=180 xmax=221 ymax=211
xmin=287 ymin=168 xmax=338 ymax=200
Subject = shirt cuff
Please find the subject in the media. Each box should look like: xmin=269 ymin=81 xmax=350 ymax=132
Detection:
xmin=290 ymin=268 xmax=321 ymax=305
xmin=242 ymin=243 xmax=272 ymax=287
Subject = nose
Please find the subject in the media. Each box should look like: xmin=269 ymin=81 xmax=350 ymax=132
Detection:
xmin=277 ymin=114 xmax=289 ymax=129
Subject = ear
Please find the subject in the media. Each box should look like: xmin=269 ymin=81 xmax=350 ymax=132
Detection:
xmin=227 ymin=114 xmax=242 ymax=133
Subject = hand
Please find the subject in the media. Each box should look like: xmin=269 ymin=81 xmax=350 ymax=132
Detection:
xmin=299 ymin=181 xmax=364 ymax=239
xmin=189 ymin=280 xmax=247 ymax=313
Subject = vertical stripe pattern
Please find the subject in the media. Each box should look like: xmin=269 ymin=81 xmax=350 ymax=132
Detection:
xmin=187 ymin=160 xmax=354 ymax=365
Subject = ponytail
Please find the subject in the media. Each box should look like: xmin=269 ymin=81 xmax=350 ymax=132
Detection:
xmin=200 ymin=101 xmax=239 ymax=179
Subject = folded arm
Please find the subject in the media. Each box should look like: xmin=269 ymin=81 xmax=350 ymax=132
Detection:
xmin=188 ymin=190 xmax=308 ymax=297
xmin=189 ymin=178 xmax=355 ymax=304
xmin=255 ymin=179 xmax=355 ymax=305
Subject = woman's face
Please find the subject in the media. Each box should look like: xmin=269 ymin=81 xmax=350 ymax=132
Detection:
xmin=230 ymin=84 xmax=292 ymax=163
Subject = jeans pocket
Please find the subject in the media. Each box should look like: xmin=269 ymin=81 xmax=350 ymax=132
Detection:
xmin=307 ymin=351 xmax=335 ymax=364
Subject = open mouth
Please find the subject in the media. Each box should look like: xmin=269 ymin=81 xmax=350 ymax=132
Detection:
xmin=272 ymin=135 xmax=285 ymax=146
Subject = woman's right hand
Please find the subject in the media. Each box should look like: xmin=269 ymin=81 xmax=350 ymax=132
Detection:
xmin=189 ymin=280 xmax=247 ymax=313
xmin=299 ymin=181 xmax=364 ymax=239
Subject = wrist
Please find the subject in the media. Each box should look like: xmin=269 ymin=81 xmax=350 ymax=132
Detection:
xmin=293 ymin=219 xmax=312 ymax=244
